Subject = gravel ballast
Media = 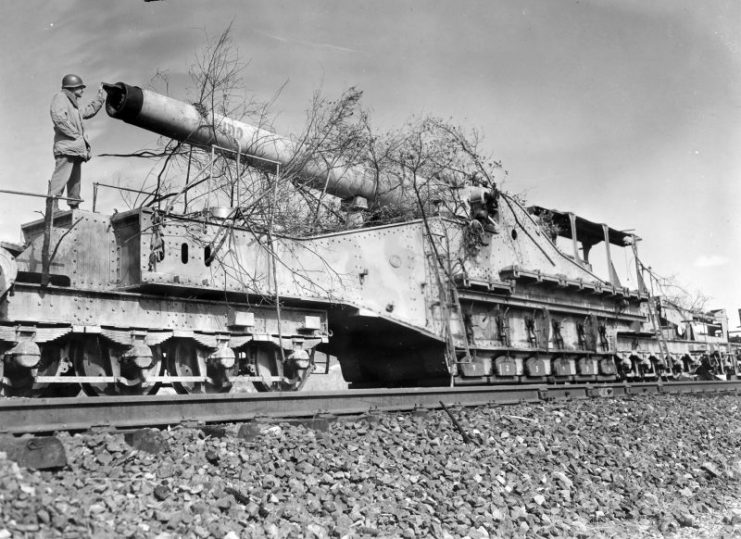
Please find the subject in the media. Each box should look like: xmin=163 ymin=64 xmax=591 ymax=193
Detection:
xmin=1 ymin=393 xmax=741 ymax=538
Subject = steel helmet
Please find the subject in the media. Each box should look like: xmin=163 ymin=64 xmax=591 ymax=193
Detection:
xmin=61 ymin=74 xmax=86 ymax=89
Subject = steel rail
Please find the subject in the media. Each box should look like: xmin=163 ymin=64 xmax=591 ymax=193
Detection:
xmin=0 ymin=380 xmax=739 ymax=434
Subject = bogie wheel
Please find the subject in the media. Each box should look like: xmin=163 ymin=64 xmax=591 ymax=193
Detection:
xmin=2 ymin=356 xmax=35 ymax=398
xmin=73 ymin=337 xmax=116 ymax=396
xmin=0 ymin=343 xmax=25 ymax=397
xmin=249 ymin=345 xmax=312 ymax=392
xmin=2 ymin=367 xmax=35 ymax=397
xmin=166 ymin=338 xmax=233 ymax=394
xmin=28 ymin=342 xmax=80 ymax=398
xmin=113 ymin=344 xmax=163 ymax=396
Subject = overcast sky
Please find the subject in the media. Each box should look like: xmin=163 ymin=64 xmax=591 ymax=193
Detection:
xmin=1 ymin=1 xmax=740 ymax=325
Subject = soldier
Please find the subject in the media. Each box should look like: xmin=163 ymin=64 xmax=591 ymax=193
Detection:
xmin=48 ymin=74 xmax=106 ymax=210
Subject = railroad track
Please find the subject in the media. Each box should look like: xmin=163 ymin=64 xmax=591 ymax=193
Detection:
xmin=1 ymin=380 xmax=740 ymax=435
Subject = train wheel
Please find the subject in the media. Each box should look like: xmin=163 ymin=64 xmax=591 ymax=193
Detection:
xmin=0 ymin=342 xmax=35 ymax=397
xmin=74 ymin=337 xmax=116 ymax=396
xmin=166 ymin=338 xmax=232 ymax=394
xmin=2 ymin=358 xmax=36 ymax=397
xmin=114 ymin=344 xmax=163 ymax=396
xmin=2 ymin=368 xmax=34 ymax=397
xmin=251 ymin=345 xmax=311 ymax=392
xmin=252 ymin=347 xmax=283 ymax=392
xmin=28 ymin=342 xmax=80 ymax=398
xmin=3 ymin=342 xmax=81 ymax=398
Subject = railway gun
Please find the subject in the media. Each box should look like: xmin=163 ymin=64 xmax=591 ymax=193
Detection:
xmin=0 ymin=81 xmax=737 ymax=397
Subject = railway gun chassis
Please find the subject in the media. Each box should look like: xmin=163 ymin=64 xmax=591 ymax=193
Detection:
xmin=0 ymin=200 xmax=735 ymax=396
xmin=0 ymin=80 xmax=737 ymax=396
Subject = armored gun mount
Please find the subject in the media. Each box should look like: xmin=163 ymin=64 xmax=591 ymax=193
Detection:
xmin=99 ymin=82 xmax=669 ymax=385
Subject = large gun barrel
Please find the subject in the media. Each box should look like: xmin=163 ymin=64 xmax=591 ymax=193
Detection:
xmin=103 ymin=82 xmax=440 ymax=207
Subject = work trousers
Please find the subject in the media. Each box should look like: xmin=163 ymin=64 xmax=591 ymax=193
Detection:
xmin=48 ymin=155 xmax=83 ymax=209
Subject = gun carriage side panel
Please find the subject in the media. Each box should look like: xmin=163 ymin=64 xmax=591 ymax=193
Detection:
xmin=16 ymin=210 xmax=117 ymax=288
xmin=131 ymin=209 xmax=446 ymax=335
xmin=410 ymin=199 xmax=658 ymax=382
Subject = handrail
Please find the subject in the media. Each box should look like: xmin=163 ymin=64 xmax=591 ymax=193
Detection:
xmin=0 ymin=188 xmax=80 ymax=203
xmin=92 ymin=182 xmax=159 ymax=212
xmin=92 ymin=146 xmax=281 ymax=213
